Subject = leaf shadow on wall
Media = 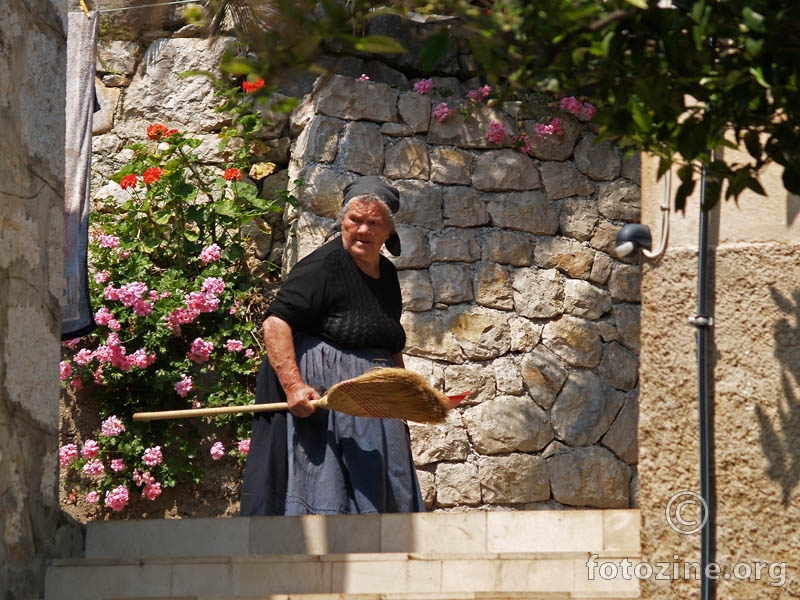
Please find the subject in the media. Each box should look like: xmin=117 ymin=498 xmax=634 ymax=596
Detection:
xmin=756 ymin=287 xmax=800 ymax=506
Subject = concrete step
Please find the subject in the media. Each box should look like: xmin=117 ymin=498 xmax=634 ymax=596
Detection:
xmin=80 ymin=509 xmax=641 ymax=559
xmin=45 ymin=510 xmax=641 ymax=600
xmin=45 ymin=552 xmax=640 ymax=599
xmin=267 ymin=594 xmax=623 ymax=600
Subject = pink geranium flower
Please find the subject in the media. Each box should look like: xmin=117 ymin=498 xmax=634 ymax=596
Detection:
xmin=132 ymin=299 xmax=153 ymax=317
xmin=73 ymin=348 xmax=93 ymax=366
xmin=515 ymin=133 xmax=532 ymax=155
xmin=98 ymin=235 xmax=120 ymax=248
xmin=174 ymin=374 xmax=193 ymax=398
xmin=81 ymin=440 xmax=99 ymax=459
xmin=535 ymin=117 xmax=564 ymax=138
xmin=199 ymin=243 xmax=221 ymax=264
xmin=559 ymin=95 xmax=597 ymax=121
xmin=126 ymin=347 xmax=156 ymax=369
xmin=118 ymin=281 xmax=148 ymax=307
xmin=467 ymin=84 xmax=492 ymax=102
xmin=201 ymin=277 xmax=225 ymax=296
xmin=143 ymin=481 xmax=162 ymax=500
xmin=225 ymin=339 xmax=244 ymax=352
xmin=94 ymin=307 xmax=114 ymax=326
xmin=59 ymin=444 xmax=78 ymax=469
xmin=486 ymin=121 xmax=508 ymax=145
xmin=185 ymin=291 xmax=219 ymax=314
xmin=104 ymin=486 xmax=129 ymax=512
xmin=413 ymin=78 xmax=434 ymax=95
xmin=165 ymin=307 xmax=200 ymax=335
xmin=103 ymin=284 xmax=120 ymax=301
xmin=433 ymin=102 xmax=452 ymax=122
xmin=85 ymin=491 xmax=100 ymax=504
xmin=210 ymin=441 xmax=225 ymax=460
xmin=187 ymin=337 xmax=214 ymax=363
xmin=60 ymin=361 xmax=72 ymax=381
xmin=110 ymin=458 xmax=126 ymax=472
xmin=142 ymin=446 xmax=163 ymax=467
xmin=101 ymin=415 xmax=125 ymax=437
xmin=238 ymin=439 xmax=251 ymax=455
xmin=560 ymin=96 xmax=583 ymax=116
xmin=82 ymin=459 xmax=105 ymax=477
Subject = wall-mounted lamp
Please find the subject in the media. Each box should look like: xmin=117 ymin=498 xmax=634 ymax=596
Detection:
xmin=615 ymin=224 xmax=653 ymax=258
xmin=614 ymin=170 xmax=671 ymax=260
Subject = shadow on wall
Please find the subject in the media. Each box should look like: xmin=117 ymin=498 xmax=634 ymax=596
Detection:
xmin=757 ymin=287 xmax=800 ymax=506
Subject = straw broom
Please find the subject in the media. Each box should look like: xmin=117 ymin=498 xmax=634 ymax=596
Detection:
xmin=133 ymin=367 xmax=469 ymax=424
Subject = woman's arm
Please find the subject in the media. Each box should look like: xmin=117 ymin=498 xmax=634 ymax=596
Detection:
xmin=262 ymin=315 xmax=318 ymax=417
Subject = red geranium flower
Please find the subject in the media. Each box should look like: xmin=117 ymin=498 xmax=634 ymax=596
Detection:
xmin=119 ymin=174 xmax=139 ymax=189
xmin=241 ymin=78 xmax=265 ymax=94
xmin=223 ymin=168 xmax=242 ymax=181
xmin=146 ymin=123 xmax=170 ymax=141
xmin=143 ymin=167 xmax=163 ymax=185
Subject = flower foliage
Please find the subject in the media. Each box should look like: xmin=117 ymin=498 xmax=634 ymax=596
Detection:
xmin=59 ymin=117 xmax=285 ymax=513
xmin=411 ymin=78 xmax=595 ymax=152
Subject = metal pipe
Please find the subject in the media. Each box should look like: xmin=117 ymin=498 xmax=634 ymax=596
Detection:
xmin=694 ymin=164 xmax=714 ymax=600
xmin=642 ymin=169 xmax=671 ymax=260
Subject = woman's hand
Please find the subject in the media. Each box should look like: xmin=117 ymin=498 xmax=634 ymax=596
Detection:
xmin=263 ymin=315 xmax=319 ymax=418
xmin=285 ymin=382 xmax=319 ymax=418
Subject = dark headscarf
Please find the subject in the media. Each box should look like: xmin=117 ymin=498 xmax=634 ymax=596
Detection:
xmin=343 ymin=176 xmax=400 ymax=214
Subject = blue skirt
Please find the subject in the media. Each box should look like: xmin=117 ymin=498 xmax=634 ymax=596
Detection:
xmin=241 ymin=333 xmax=424 ymax=515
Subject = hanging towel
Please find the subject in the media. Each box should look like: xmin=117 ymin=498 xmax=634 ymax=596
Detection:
xmin=62 ymin=11 xmax=99 ymax=340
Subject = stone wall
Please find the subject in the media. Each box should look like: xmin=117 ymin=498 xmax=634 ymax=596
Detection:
xmin=89 ymin=17 xmax=642 ymax=511
xmin=287 ymin=74 xmax=642 ymax=510
xmin=0 ymin=0 xmax=82 ymax=598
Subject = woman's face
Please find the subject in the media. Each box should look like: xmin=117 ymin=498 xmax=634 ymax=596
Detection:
xmin=340 ymin=198 xmax=393 ymax=265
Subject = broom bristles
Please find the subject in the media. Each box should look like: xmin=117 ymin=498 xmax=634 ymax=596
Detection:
xmin=132 ymin=368 xmax=466 ymax=423
xmin=324 ymin=367 xmax=453 ymax=423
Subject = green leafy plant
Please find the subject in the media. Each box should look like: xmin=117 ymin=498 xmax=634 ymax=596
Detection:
xmin=59 ymin=106 xmax=286 ymax=512
xmin=210 ymin=0 xmax=799 ymax=207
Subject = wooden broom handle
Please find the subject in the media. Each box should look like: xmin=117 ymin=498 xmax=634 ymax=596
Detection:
xmin=132 ymin=397 xmax=330 ymax=421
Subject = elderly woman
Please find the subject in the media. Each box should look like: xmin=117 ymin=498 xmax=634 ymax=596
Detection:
xmin=240 ymin=176 xmax=424 ymax=515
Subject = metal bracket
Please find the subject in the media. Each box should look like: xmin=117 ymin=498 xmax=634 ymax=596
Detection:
xmin=688 ymin=315 xmax=714 ymax=328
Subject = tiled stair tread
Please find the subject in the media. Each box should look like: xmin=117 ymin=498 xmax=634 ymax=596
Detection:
xmin=205 ymin=596 xmax=639 ymax=600
xmin=266 ymin=593 xmax=575 ymax=599
xmin=84 ymin=509 xmax=641 ymax=560
xmin=51 ymin=550 xmax=633 ymax=568
xmin=263 ymin=594 xmax=639 ymax=600
xmin=45 ymin=553 xmax=642 ymax=598
xmin=128 ymin=592 xmax=642 ymax=599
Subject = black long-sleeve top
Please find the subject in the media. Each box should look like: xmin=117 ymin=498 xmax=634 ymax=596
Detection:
xmin=266 ymin=237 xmax=406 ymax=354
